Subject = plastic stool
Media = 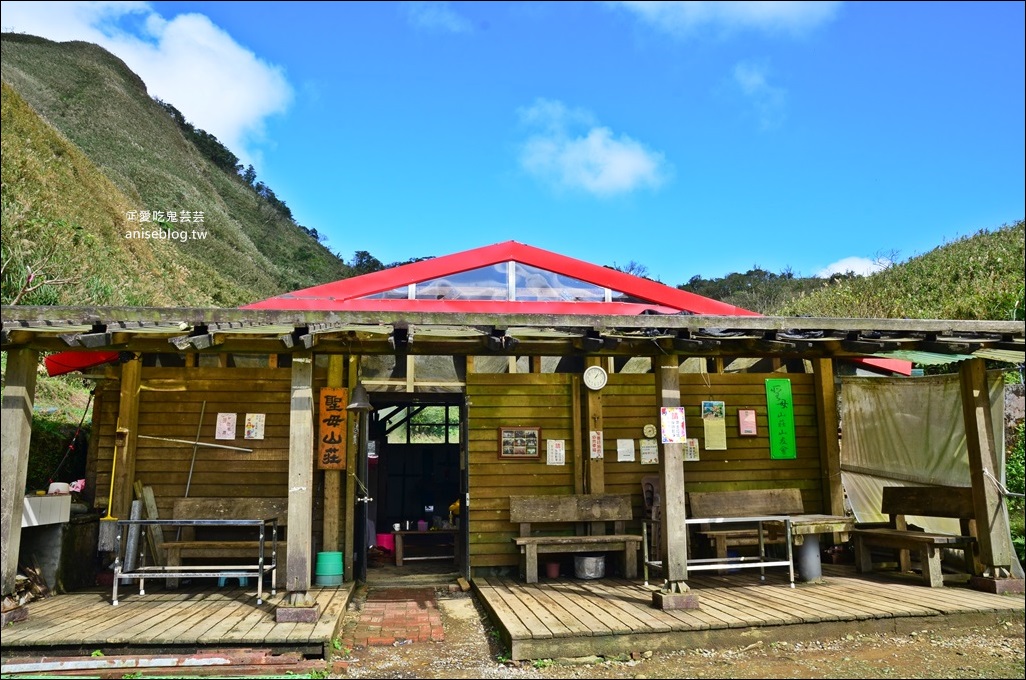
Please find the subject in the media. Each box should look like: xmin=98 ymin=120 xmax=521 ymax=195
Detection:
xmin=217 ymin=575 xmax=250 ymax=588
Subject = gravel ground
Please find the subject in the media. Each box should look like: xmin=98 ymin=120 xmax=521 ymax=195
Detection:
xmin=334 ymin=587 xmax=1025 ymax=679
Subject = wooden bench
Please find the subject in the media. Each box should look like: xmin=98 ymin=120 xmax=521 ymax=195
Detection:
xmin=851 ymin=485 xmax=981 ymax=588
xmin=510 ymin=494 xmax=643 ymax=584
xmin=688 ymin=488 xmax=805 ymax=559
xmin=162 ymin=497 xmax=287 ymax=588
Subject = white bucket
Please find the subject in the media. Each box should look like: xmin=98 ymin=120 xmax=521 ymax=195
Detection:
xmin=574 ymin=554 xmax=605 ymax=579
xmin=48 ymin=482 xmax=70 ymax=495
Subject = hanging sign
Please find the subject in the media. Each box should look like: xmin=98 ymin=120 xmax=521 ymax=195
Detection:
xmin=765 ymin=379 xmax=796 ymax=460
xmin=318 ymin=387 xmax=349 ymax=470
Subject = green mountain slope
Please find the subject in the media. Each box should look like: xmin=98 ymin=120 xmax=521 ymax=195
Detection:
xmin=774 ymin=220 xmax=1025 ymax=320
xmin=1 ymin=33 xmax=349 ymax=307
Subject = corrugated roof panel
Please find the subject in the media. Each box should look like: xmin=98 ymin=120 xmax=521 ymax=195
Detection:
xmin=973 ymin=347 xmax=1026 ymax=364
xmin=873 ymin=350 xmax=976 ymax=365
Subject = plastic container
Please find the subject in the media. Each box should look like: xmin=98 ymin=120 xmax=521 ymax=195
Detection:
xmin=574 ymin=554 xmax=605 ymax=579
xmin=417 ymin=519 xmax=428 ymax=532
xmin=376 ymin=532 xmax=395 ymax=552
xmin=314 ymin=551 xmax=344 ymax=586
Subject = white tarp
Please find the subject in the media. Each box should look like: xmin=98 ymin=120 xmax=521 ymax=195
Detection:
xmin=840 ymin=370 xmax=1022 ymax=577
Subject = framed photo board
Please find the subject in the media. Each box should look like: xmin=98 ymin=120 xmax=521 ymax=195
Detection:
xmin=499 ymin=427 xmax=541 ymax=459
xmin=738 ymin=408 xmax=758 ymax=436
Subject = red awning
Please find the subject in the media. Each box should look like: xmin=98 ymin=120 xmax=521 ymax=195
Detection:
xmin=45 ymin=351 xmax=121 ymax=377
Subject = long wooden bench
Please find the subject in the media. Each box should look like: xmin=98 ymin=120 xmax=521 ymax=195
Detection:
xmin=510 ymin=494 xmax=643 ymax=584
xmin=162 ymin=497 xmax=287 ymax=588
xmin=852 ymin=485 xmax=981 ymax=588
xmin=688 ymin=488 xmax=805 ymax=559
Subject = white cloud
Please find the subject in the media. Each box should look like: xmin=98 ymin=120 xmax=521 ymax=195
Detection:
xmin=611 ymin=1 xmax=842 ymax=38
xmin=733 ymin=61 xmax=786 ymax=129
xmin=402 ymin=1 xmax=472 ymax=34
xmin=518 ymin=99 xmax=670 ymax=197
xmin=816 ymin=256 xmax=889 ymax=278
xmin=0 ymin=1 xmax=292 ymax=167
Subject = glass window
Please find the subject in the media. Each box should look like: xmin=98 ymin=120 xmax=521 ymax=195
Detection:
xmin=382 ymin=404 xmax=461 ymax=444
xmin=414 ymin=263 xmax=508 ymax=300
xmin=514 ymin=263 xmax=605 ymax=302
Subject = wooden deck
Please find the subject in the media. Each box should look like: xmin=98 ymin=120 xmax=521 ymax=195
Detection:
xmin=0 ymin=583 xmax=355 ymax=660
xmin=474 ymin=564 xmax=1026 ymax=661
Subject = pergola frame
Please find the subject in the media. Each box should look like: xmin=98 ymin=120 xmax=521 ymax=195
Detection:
xmin=2 ymin=305 xmax=1023 ymax=606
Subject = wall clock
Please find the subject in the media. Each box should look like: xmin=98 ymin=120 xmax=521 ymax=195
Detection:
xmin=583 ymin=365 xmax=608 ymax=391
xmin=643 ymin=423 xmax=657 ymax=438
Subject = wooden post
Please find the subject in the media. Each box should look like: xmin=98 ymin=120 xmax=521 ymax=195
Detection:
xmin=322 ymin=356 xmax=344 ymax=552
xmin=1 ymin=349 xmax=38 ymax=597
xmin=959 ymin=359 xmax=1016 ymax=581
xmin=583 ymin=357 xmax=605 ymax=496
xmin=286 ymin=352 xmax=314 ymax=595
xmin=113 ymin=357 xmax=141 ymax=522
xmin=813 ymin=358 xmax=844 ymax=517
xmin=343 ymin=355 xmax=359 ymax=582
xmin=652 ymin=354 xmax=697 ymax=609
xmin=572 ymin=376 xmax=584 ymax=495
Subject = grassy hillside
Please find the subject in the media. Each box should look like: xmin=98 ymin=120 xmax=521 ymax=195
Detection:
xmin=773 ymin=220 xmax=1024 ymax=320
xmin=680 ymin=220 xmax=1024 ymax=321
xmin=1 ymin=33 xmax=349 ymax=307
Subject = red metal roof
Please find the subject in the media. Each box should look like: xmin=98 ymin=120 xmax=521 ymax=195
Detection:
xmin=242 ymin=240 xmax=759 ymax=316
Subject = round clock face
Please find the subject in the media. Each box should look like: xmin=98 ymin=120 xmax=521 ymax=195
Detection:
xmin=583 ymin=365 xmax=608 ymax=391
xmin=643 ymin=424 xmax=657 ymax=438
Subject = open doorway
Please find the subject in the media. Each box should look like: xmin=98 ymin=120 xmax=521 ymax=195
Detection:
xmin=365 ymin=394 xmax=464 ymax=582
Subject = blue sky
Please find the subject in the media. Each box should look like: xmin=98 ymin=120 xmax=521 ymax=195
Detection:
xmin=2 ymin=1 xmax=1024 ymax=285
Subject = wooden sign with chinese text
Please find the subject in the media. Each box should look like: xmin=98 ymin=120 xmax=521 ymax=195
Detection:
xmin=318 ymin=387 xmax=348 ymax=470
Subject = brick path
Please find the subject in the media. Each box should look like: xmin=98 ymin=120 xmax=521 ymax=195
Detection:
xmin=343 ymin=587 xmax=445 ymax=648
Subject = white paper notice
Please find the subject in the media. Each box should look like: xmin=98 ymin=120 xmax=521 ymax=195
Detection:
xmin=215 ymin=412 xmax=237 ymax=440
xmin=590 ymin=431 xmax=604 ymax=460
xmin=616 ymin=438 xmax=636 ymax=462
xmin=547 ymin=439 xmax=566 ymax=466
xmin=684 ymin=438 xmax=700 ymax=461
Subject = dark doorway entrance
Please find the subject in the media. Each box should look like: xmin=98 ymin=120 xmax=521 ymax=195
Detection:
xmin=365 ymin=395 xmax=464 ymax=579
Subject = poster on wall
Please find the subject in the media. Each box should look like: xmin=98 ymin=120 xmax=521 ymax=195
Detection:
xmin=589 ymin=430 xmax=604 ymax=460
xmin=318 ymin=387 xmax=348 ymax=470
xmin=684 ymin=438 xmax=700 ymax=461
xmin=701 ymin=400 xmax=727 ymax=450
xmin=547 ymin=439 xmax=566 ymax=466
xmin=215 ymin=412 xmax=237 ymax=440
xmin=244 ymin=413 xmax=265 ymax=440
xmin=640 ymin=439 xmax=659 ymax=464
xmin=765 ymin=379 xmax=797 ymax=460
xmin=659 ymin=406 xmax=687 ymax=443
xmin=738 ymin=408 xmax=758 ymax=436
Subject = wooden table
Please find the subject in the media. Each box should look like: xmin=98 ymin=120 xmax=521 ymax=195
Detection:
xmin=393 ymin=529 xmax=459 ymax=567
xmin=767 ymin=514 xmax=854 ymax=582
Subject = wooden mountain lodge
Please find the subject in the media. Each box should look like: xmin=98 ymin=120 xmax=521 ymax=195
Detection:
xmin=2 ymin=240 xmax=1023 ymax=663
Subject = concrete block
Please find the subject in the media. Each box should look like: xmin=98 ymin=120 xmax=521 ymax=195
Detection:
xmin=275 ymin=604 xmax=321 ymax=623
xmin=652 ymin=590 xmax=701 ymax=610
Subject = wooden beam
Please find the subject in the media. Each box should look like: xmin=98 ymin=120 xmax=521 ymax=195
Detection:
xmin=322 ymin=356 xmax=344 ymax=552
xmin=572 ymin=376 xmax=584 ymax=495
xmin=656 ymin=353 xmax=690 ymax=590
xmin=343 ymin=355 xmax=358 ymax=582
xmin=958 ymin=359 xmax=1015 ymax=578
xmin=113 ymin=357 xmax=141 ymax=523
xmin=583 ymin=357 xmax=605 ymax=498
xmin=813 ymin=358 xmax=844 ymax=517
xmin=286 ymin=352 xmax=314 ymax=594
xmin=1 ymin=349 xmax=37 ymax=597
